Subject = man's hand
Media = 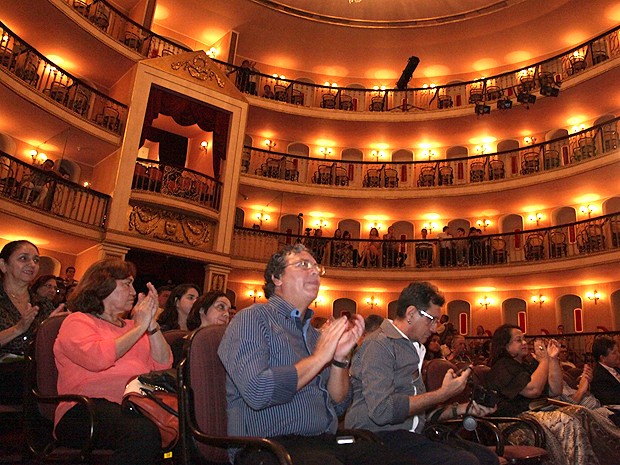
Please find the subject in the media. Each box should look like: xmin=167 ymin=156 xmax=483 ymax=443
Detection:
xmin=334 ymin=314 xmax=364 ymax=361
xmin=466 ymin=400 xmax=497 ymax=417
xmin=439 ymin=367 xmax=469 ymax=399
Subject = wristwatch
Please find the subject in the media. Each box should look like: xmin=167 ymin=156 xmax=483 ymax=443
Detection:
xmin=331 ymin=359 xmax=350 ymax=369
xmin=146 ymin=324 xmax=161 ymax=336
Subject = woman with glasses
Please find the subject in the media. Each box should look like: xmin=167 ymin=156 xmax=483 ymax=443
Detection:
xmin=31 ymin=274 xmax=59 ymax=302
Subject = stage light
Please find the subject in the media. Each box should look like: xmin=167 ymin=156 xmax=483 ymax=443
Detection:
xmin=540 ymin=85 xmax=560 ymax=97
xmin=497 ymin=98 xmax=512 ymax=110
xmin=517 ymin=93 xmax=536 ymax=105
xmin=475 ymin=102 xmax=490 ymax=115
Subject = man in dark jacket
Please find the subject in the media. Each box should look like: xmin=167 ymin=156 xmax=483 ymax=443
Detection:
xmin=590 ymin=336 xmax=620 ymax=405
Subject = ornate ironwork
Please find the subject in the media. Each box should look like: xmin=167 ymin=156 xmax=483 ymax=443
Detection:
xmin=128 ymin=205 xmax=212 ymax=247
xmin=171 ymin=55 xmax=225 ymax=87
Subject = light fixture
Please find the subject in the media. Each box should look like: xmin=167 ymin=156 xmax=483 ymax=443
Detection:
xmin=579 ymin=204 xmax=595 ymax=218
xmin=571 ymin=124 xmax=586 ymax=134
xmin=29 ymin=149 xmax=47 ymax=166
xmin=523 ymin=136 xmax=537 ymax=145
xmin=586 ymin=290 xmax=601 ymax=304
xmin=206 ymin=47 xmax=218 ymax=58
xmin=517 ymin=92 xmax=536 ymax=106
xmin=349 ymin=0 xmax=362 ymax=4
xmin=249 ymin=289 xmax=263 ymax=303
xmin=370 ymin=150 xmax=385 ymax=162
xmin=264 ymin=139 xmax=276 ymax=151
xmin=200 ymin=140 xmax=209 ymax=153
xmin=314 ymin=296 xmax=324 ymax=308
xmin=422 ymin=222 xmax=437 ymax=234
xmin=82 ymin=181 xmax=91 ymax=189
xmin=314 ymin=218 xmax=328 ymax=229
xmin=256 ymin=211 xmax=270 ymax=225
xmin=531 ymin=294 xmax=546 ymax=307
xmin=475 ymin=102 xmax=491 ymax=115
xmin=319 ymin=147 xmax=333 ymax=158
xmin=369 ymin=221 xmax=383 ymax=231
xmin=475 ymin=144 xmax=489 ymax=155
xmin=366 ymin=296 xmax=379 ymax=309
xmin=476 ymin=219 xmax=491 ymax=230
xmin=479 ymin=296 xmax=493 ymax=309
xmin=421 ymin=149 xmax=437 ymax=160
xmin=528 ymin=212 xmax=543 ymax=225
xmin=497 ymin=98 xmax=512 ymax=110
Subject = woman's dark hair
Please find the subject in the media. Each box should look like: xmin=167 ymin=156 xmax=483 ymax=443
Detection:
xmin=0 ymin=240 xmax=39 ymax=276
xmin=31 ymin=274 xmax=57 ymax=294
xmin=186 ymin=290 xmax=228 ymax=331
xmin=263 ymin=243 xmax=308 ymax=298
xmin=157 ymin=283 xmax=201 ymax=330
xmin=489 ymin=324 xmax=521 ymax=366
xmin=67 ymin=259 xmax=135 ymax=314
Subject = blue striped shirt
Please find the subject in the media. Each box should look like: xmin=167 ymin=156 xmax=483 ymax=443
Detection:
xmin=218 ymin=295 xmax=349 ymax=438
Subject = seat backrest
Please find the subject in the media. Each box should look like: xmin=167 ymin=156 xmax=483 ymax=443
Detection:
xmin=183 ymin=324 xmax=229 ymax=463
xmin=424 ymin=358 xmax=470 ymax=404
xmin=31 ymin=315 xmax=67 ymax=421
xmin=163 ymin=329 xmax=190 ymax=346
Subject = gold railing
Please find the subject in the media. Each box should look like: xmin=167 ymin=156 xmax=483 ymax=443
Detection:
xmin=132 ymin=158 xmax=223 ymax=212
xmin=0 ymin=21 xmax=127 ymax=136
xmin=0 ymin=151 xmax=110 ymax=228
xmin=241 ymin=116 xmax=619 ymax=189
xmin=232 ymin=211 xmax=620 ymax=269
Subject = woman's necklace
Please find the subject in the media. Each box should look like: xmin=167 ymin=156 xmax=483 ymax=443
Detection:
xmin=94 ymin=313 xmax=126 ymax=328
xmin=5 ymin=285 xmax=30 ymax=304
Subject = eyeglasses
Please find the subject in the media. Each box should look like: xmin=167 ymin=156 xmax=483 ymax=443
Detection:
xmin=418 ymin=309 xmax=437 ymax=324
xmin=286 ymin=259 xmax=325 ymax=276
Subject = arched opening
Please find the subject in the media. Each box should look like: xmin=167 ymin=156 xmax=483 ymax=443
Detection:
xmin=342 ymin=148 xmax=363 ymax=183
xmin=502 ymin=298 xmax=527 ymax=331
xmin=557 ymin=294 xmax=582 ymax=333
xmin=387 ymin=300 xmax=398 ymax=320
xmin=610 ymin=289 xmax=620 ymax=330
xmin=39 ymin=255 xmax=61 ymax=277
xmin=496 ymin=139 xmax=519 ymax=152
xmin=447 ymin=300 xmax=470 ymax=335
xmin=333 ymin=297 xmax=357 ymax=318
xmin=339 ymin=218 xmax=361 ymax=239
xmin=280 ymin=214 xmax=303 ymax=242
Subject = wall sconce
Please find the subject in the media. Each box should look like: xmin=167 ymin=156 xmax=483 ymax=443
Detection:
xmin=366 ymin=295 xmax=380 ymax=310
xmin=313 ymin=296 xmax=324 ymax=308
xmin=528 ymin=212 xmax=543 ymax=225
xmin=579 ymin=204 xmax=595 ymax=218
xmin=256 ymin=211 xmax=270 ymax=226
xmin=264 ymin=139 xmax=276 ymax=151
xmin=422 ymin=149 xmax=437 ymax=160
xmin=524 ymin=136 xmax=537 ymax=145
xmin=369 ymin=221 xmax=383 ymax=231
xmin=571 ymin=123 xmax=586 ymax=134
xmin=372 ymin=85 xmax=386 ymax=92
xmin=319 ymin=147 xmax=333 ymax=158
xmin=586 ymin=290 xmax=601 ymax=304
xmin=314 ymin=218 xmax=328 ymax=229
xmin=479 ymin=296 xmax=493 ymax=309
xmin=82 ymin=181 xmax=91 ymax=189
xmin=531 ymin=294 xmax=546 ymax=307
xmin=200 ymin=141 xmax=209 ymax=153
xmin=271 ymin=74 xmax=286 ymax=80
xmin=476 ymin=219 xmax=491 ymax=230
xmin=422 ymin=222 xmax=438 ymax=234
xmin=206 ymin=47 xmax=218 ymax=58
xmin=29 ymin=149 xmax=47 ymax=166
xmin=370 ymin=150 xmax=385 ymax=162
xmin=474 ymin=144 xmax=489 ymax=155
xmin=249 ymin=289 xmax=263 ymax=303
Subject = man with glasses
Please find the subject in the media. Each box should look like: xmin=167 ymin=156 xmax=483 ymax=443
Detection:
xmin=219 ymin=244 xmax=410 ymax=465
xmin=345 ymin=281 xmax=499 ymax=465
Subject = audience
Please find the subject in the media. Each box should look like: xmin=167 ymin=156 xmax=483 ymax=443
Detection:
xmin=382 ymin=226 xmax=407 ymax=267
xmin=157 ymin=283 xmax=201 ymax=331
xmin=0 ymin=241 xmax=65 ymax=404
xmin=20 ymin=158 xmax=56 ymax=208
xmin=359 ymin=227 xmax=381 ymax=267
xmin=445 ymin=334 xmax=472 ymax=365
xmin=155 ymin=284 xmax=173 ymax=318
xmin=415 ymin=228 xmax=434 ymax=267
xmin=31 ymin=274 xmax=60 ymax=305
xmin=590 ymin=336 xmax=620 ymax=405
xmin=331 ymin=228 xmax=353 ymax=267
xmin=346 ymin=282 xmax=498 ymax=465
xmin=217 ymin=244 xmax=410 ymax=465
xmin=424 ymin=333 xmax=444 ymax=360
xmin=62 ymin=266 xmax=78 ymax=287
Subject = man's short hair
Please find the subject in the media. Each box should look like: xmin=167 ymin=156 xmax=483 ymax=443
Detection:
xmin=395 ymin=281 xmax=445 ymax=319
xmin=364 ymin=314 xmax=384 ymax=334
xmin=263 ymin=243 xmax=308 ymax=298
xmin=65 ymin=266 xmax=76 ymax=273
xmin=592 ymin=336 xmax=616 ymax=362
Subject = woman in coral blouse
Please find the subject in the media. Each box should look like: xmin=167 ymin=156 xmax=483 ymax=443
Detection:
xmin=54 ymin=259 xmax=171 ymax=465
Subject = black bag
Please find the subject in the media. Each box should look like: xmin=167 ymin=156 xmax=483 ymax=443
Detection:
xmin=138 ymin=369 xmax=177 ymax=393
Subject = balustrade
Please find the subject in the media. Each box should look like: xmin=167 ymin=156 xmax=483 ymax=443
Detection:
xmin=241 ymin=116 xmax=619 ymax=190
xmin=231 ymin=211 xmax=620 ymax=269
xmin=0 ymin=151 xmax=109 ymax=228
xmin=0 ymin=21 xmax=127 ymax=135
xmin=132 ymin=158 xmax=222 ymax=211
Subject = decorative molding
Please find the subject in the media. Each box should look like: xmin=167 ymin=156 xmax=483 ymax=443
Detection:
xmin=128 ymin=205 xmax=212 ymax=247
xmin=171 ymin=55 xmax=225 ymax=87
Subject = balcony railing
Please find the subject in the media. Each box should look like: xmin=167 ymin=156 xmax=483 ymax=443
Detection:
xmin=241 ymin=116 xmax=619 ymax=189
xmin=0 ymin=151 xmax=110 ymax=229
xmin=232 ymin=211 xmax=620 ymax=268
xmin=0 ymin=21 xmax=127 ymax=136
xmin=214 ymin=23 xmax=620 ymax=114
xmin=63 ymin=0 xmax=192 ymax=58
xmin=132 ymin=158 xmax=223 ymax=212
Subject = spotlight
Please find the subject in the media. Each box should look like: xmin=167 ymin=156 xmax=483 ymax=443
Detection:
xmin=517 ymin=93 xmax=536 ymax=105
xmin=396 ymin=56 xmax=420 ymax=91
xmin=540 ymin=85 xmax=560 ymax=97
xmin=497 ymin=98 xmax=512 ymax=110
xmin=475 ymin=102 xmax=491 ymax=115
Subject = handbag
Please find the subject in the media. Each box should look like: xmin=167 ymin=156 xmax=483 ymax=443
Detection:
xmin=122 ymin=373 xmax=179 ymax=449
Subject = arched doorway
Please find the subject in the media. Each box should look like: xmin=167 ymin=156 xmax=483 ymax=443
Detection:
xmin=333 ymin=297 xmax=357 ymax=318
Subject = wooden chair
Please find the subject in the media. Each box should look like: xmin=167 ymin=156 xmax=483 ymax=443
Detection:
xmin=543 ymin=150 xmax=560 ymax=170
xmin=363 ymin=169 xmax=381 ymax=187
xmin=438 ymin=165 xmax=453 ymax=186
xmin=470 ymin=161 xmax=486 ymax=182
xmin=521 ymin=152 xmax=539 ymax=175
xmin=273 ymin=85 xmax=287 ymax=102
xmin=548 ymin=231 xmax=568 ymax=258
xmin=437 ymin=94 xmax=453 ymax=109
xmin=313 ymin=165 xmax=332 ymax=185
xmin=489 ymin=159 xmax=505 ymax=180
xmin=368 ymin=96 xmax=384 ymax=111
xmin=468 ymin=87 xmax=483 ymax=104
xmin=491 ymin=237 xmax=508 ymax=264
xmin=383 ymin=168 xmax=398 ymax=187
xmin=334 ymin=166 xmax=349 ymax=186
xmin=418 ymin=166 xmax=436 ymax=187
xmin=339 ymin=94 xmax=353 ymax=110
xmin=320 ymin=93 xmax=336 ymax=109
xmin=524 ymin=233 xmax=545 ymax=260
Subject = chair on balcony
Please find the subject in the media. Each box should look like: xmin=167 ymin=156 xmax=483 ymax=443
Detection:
xmin=14 ymin=51 xmax=40 ymax=86
xmin=437 ymin=94 xmax=453 ymax=109
xmin=313 ymin=165 xmax=332 ymax=185
xmin=47 ymin=82 xmax=70 ymax=105
xmin=96 ymin=106 xmax=120 ymax=132
xmin=339 ymin=94 xmax=353 ymax=110
xmin=488 ymin=159 xmax=505 ymax=180
xmin=384 ymin=168 xmax=398 ymax=188
xmin=273 ymin=85 xmax=287 ymax=102
xmin=611 ymin=219 xmax=620 ymax=247
xmin=291 ymin=89 xmax=304 ymax=105
xmin=72 ymin=0 xmax=90 ymax=16
xmin=468 ymin=87 xmax=483 ymax=104
xmin=320 ymin=93 xmax=336 ymax=109
xmin=88 ymin=2 xmax=110 ymax=30
xmin=438 ymin=165 xmax=453 ymax=186
xmin=491 ymin=237 xmax=508 ymax=264
xmin=334 ymin=166 xmax=349 ymax=186
xmin=123 ymin=31 xmax=142 ymax=51
xmin=363 ymin=169 xmax=381 ymax=187
xmin=578 ymin=137 xmax=596 ymax=159
xmin=585 ymin=224 xmax=605 ymax=252
xmin=284 ymin=160 xmax=299 ymax=181
xmin=368 ymin=96 xmax=384 ymax=111
xmin=549 ymin=231 xmax=568 ymax=258
xmin=524 ymin=233 xmax=545 ymax=260
xmin=470 ymin=161 xmax=486 ymax=182
xmin=521 ymin=152 xmax=540 ymax=174
xmin=568 ymin=54 xmax=586 ymax=74
xmin=543 ymin=150 xmax=561 ymax=170
xmin=417 ymin=166 xmax=436 ymax=187
xmin=486 ymin=85 xmax=502 ymax=100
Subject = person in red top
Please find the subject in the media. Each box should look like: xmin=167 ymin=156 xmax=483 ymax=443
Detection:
xmin=54 ymin=259 xmax=171 ymax=465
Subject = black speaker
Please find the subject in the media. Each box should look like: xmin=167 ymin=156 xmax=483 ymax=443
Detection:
xmin=396 ymin=56 xmax=420 ymax=90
